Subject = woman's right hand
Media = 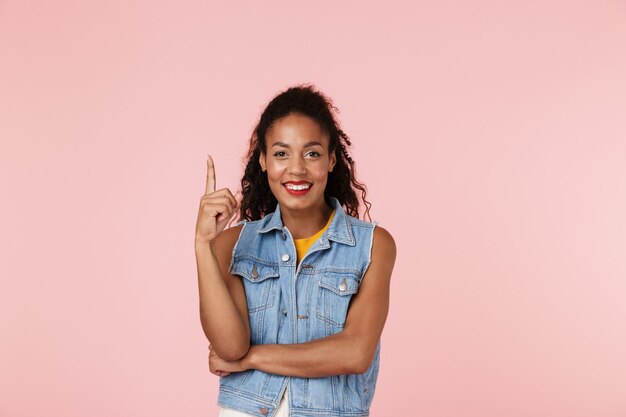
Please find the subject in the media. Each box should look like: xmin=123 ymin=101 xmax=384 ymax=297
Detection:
xmin=195 ymin=154 xmax=242 ymax=245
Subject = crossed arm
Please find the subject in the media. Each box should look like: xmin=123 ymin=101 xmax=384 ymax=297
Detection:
xmin=207 ymin=226 xmax=396 ymax=378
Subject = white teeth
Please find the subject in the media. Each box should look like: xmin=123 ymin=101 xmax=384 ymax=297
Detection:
xmin=285 ymin=183 xmax=311 ymax=190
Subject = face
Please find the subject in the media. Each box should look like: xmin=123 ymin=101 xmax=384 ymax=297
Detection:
xmin=259 ymin=112 xmax=336 ymax=211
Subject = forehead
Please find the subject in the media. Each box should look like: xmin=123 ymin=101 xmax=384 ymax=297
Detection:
xmin=266 ymin=113 xmax=329 ymax=146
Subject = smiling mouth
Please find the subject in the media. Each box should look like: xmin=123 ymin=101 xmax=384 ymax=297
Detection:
xmin=282 ymin=182 xmax=313 ymax=195
xmin=284 ymin=183 xmax=312 ymax=191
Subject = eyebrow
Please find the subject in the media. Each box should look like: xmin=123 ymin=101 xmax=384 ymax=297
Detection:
xmin=271 ymin=141 xmax=323 ymax=148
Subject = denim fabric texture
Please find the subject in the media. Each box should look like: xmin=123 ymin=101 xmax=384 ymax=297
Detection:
xmin=217 ymin=196 xmax=380 ymax=417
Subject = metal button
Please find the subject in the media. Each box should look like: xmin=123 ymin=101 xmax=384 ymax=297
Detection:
xmin=281 ymin=254 xmax=290 ymax=262
xmin=338 ymin=277 xmax=347 ymax=292
xmin=260 ymin=407 xmax=268 ymax=415
xmin=282 ymin=309 xmax=288 ymax=316
xmin=251 ymin=265 xmax=258 ymax=279
xmin=280 ymin=230 xmax=287 ymax=240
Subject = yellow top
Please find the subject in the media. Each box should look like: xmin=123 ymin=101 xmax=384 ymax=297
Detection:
xmin=294 ymin=209 xmax=335 ymax=265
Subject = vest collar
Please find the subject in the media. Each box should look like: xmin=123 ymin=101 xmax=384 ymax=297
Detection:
xmin=257 ymin=196 xmax=355 ymax=246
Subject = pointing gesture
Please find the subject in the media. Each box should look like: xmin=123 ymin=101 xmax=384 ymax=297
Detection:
xmin=205 ymin=153 xmax=216 ymax=195
xmin=196 ymin=154 xmax=243 ymax=244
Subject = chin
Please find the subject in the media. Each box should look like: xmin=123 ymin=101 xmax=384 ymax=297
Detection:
xmin=275 ymin=191 xmax=321 ymax=209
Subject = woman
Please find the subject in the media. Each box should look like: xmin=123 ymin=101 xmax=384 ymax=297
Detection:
xmin=195 ymin=84 xmax=396 ymax=417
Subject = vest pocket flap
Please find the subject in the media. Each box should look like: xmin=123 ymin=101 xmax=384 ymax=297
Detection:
xmin=230 ymin=258 xmax=279 ymax=283
xmin=318 ymin=272 xmax=360 ymax=296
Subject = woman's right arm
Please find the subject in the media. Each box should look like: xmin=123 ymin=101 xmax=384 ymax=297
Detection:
xmin=195 ymin=227 xmax=250 ymax=361
xmin=195 ymin=154 xmax=249 ymax=361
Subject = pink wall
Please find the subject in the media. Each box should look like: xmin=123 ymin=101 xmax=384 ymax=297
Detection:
xmin=1 ymin=1 xmax=626 ymax=416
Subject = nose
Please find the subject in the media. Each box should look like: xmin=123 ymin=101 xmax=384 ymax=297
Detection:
xmin=288 ymin=155 xmax=307 ymax=175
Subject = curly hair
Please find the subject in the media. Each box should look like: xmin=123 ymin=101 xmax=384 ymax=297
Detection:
xmin=237 ymin=83 xmax=372 ymax=223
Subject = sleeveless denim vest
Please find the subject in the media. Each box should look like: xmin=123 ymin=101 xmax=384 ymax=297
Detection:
xmin=217 ymin=196 xmax=381 ymax=417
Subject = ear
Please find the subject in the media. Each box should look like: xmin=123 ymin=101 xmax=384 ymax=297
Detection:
xmin=329 ymin=151 xmax=337 ymax=172
xmin=259 ymin=151 xmax=266 ymax=172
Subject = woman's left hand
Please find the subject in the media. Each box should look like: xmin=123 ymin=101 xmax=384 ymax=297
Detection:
xmin=208 ymin=344 xmax=248 ymax=377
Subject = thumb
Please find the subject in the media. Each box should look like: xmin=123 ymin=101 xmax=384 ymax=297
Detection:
xmin=234 ymin=191 xmax=243 ymax=207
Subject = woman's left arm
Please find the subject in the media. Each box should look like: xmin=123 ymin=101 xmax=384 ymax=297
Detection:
xmin=208 ymin=226 xmax=396 ymax=378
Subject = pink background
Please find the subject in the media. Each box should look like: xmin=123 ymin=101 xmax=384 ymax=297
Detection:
xmin=1 ymin=1 xmax=626 ymax=416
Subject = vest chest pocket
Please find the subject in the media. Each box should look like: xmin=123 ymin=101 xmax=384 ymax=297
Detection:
xmin=316 ymin=271 xmax=361 ymax=328
xmin=230 ymin=258 xmax=280 ymax=313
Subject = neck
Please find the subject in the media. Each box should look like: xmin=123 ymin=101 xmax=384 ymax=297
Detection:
xmin=280 ymin=198 xmax=334 ymax=239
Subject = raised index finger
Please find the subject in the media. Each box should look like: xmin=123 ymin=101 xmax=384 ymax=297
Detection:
xmin=205 ymin=153 xmax=216 ymax=195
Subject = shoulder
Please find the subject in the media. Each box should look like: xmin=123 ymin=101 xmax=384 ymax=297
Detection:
xmin=373 ymin=225 xmax=395 ymax=244
xmin=221 ymin=222 xmax=246 ymax=242
xmin=346 ymin=215 xmax=375 ymax=229
xmin=345 ymin=216 xmax=395 ymax=257
xmin=213 ymin=223 xmax=245 ymax=258
xmin=371 ymin=225 xmax=397 ymax=267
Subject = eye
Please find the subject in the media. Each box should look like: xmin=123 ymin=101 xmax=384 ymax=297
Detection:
xmin=273 ymin=151 xmax=287 ymax=157
xmin=306 ymin=151 xmax=321 ymax=157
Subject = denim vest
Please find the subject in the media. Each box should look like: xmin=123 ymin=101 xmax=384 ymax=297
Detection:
xmin=217 ymin=196 xmax=381 ymax=417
